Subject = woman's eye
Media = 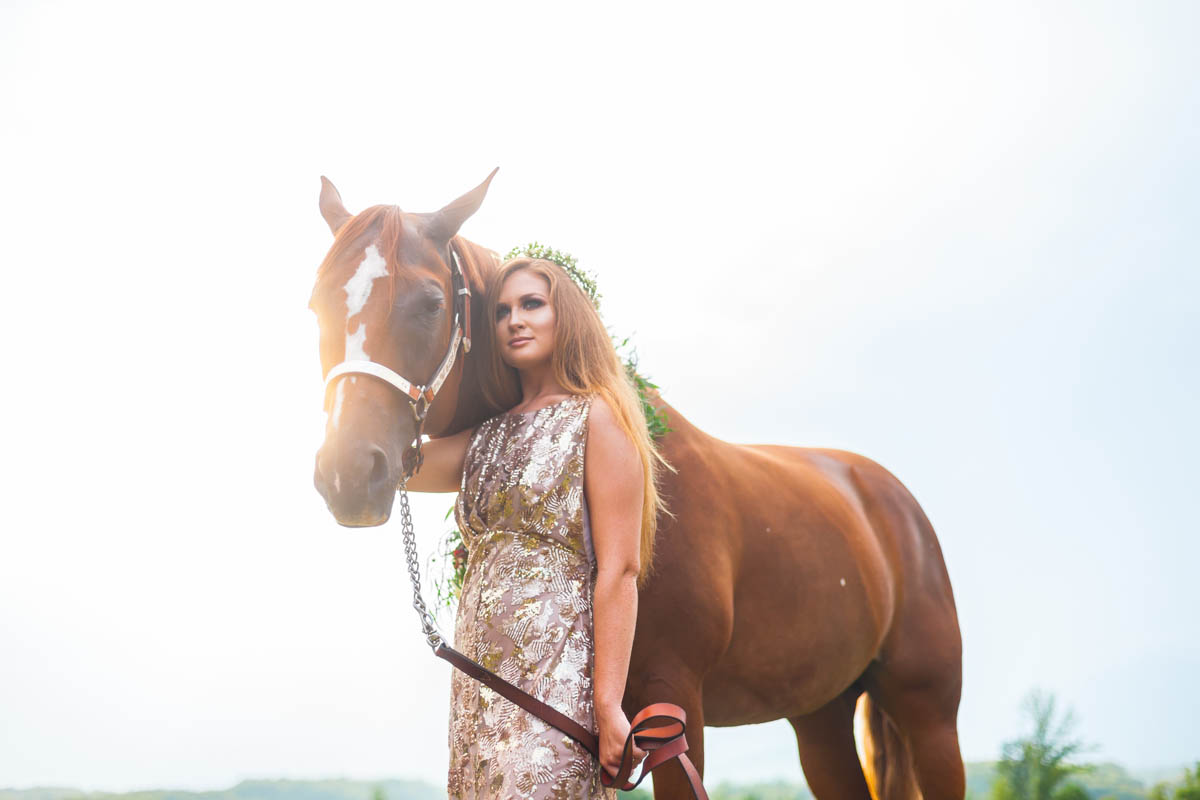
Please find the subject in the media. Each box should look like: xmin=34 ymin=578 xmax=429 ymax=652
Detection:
xmin=495 ymin=306 xmax=509 ymax=321
xmin=522 ymin=299 xmax=543 ymax=310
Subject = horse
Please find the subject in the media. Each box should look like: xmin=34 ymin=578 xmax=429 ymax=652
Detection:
xmin=308 ymin=172 xmax=966 ymax=800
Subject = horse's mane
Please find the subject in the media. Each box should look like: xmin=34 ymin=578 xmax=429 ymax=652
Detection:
xmin=448 ymin=236 xmax=495 ymax=296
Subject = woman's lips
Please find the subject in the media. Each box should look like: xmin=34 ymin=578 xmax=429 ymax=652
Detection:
xmin=508 ymin=337 xmax=532 ymax=347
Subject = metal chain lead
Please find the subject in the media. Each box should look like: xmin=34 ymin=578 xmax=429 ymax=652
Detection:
xmin=397 ymin=482 xmax=444 ymax=649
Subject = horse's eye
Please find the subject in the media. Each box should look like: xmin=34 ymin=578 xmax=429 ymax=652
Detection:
xmin=425 ymin=298 xmax=444 ymax=315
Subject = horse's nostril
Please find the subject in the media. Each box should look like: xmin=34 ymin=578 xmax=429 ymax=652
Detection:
xmin=368 ymin=448 xmax=390 ymax=492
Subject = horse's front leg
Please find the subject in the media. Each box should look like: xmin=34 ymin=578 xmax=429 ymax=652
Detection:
xmin=624 ymin=667 xmax=707 ymax=800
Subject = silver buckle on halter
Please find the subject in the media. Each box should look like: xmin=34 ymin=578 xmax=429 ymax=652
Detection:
xmin=457 ymin=288 xmax=473 ymax=353
xmin=411 ymin=390 xmax=430 ymax=423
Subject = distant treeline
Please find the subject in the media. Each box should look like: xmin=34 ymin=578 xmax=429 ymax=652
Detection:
xmin=0 ymin=780 xmax=444 ymax=800
xmin=2 ymin=763 xmax=1195 ymax=800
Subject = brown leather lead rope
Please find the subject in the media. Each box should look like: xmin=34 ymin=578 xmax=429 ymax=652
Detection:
xmin=435 ymin=642 xmax=708 ymax=799
xmin=396 ymin=463 xmax=708 ymax=797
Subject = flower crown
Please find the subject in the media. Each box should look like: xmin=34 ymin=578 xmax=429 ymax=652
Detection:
xmin=504 ymin=242 xmax=602 ymax=310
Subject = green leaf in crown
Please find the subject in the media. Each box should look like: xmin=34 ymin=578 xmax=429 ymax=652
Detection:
xmin=434 ymin=243 xmax=670 ymax=611
xmin=505 ymin=242 xmax=602 ymax=310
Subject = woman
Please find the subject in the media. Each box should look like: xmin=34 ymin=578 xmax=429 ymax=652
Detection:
xmin=405 ymin=256 xmax=670 ymax=799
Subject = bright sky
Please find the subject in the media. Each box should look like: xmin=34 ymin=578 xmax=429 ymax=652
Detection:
xmin=2 ymin=0 xmax=1197 ymax=793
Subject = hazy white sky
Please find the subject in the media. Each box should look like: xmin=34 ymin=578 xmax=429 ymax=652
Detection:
xmin=2 ymin=0 xmax=1196 ymax=793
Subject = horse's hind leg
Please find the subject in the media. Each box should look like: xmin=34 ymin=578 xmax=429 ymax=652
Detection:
xmin=864 ymin=674 xmax=964 ymax=800
xmin=862 ymin=618 xmax=965 ymax=800
xmin=788 ymin=687 xmax=873 ymax=800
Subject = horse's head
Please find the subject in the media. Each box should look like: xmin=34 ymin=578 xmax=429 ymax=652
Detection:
xmin=309 ymin=170 xmax=496 ymax=526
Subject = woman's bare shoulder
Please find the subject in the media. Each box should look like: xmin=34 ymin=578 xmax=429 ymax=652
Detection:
xmin=585 ymin=391 xmax=615 ymax=422
xmin=584 ymin=393 xmax=617 ymax=434
xmin=585 ymin=394 xmax=638 ymax=464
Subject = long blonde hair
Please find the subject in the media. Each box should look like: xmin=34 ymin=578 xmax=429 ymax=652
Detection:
xmin=480 ymin=257 xmax=671 ymax=586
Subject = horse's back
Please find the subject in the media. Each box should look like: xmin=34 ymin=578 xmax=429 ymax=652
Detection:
xmin=733 ymin=441 xmax=951 ymax=594
xmin=733 ymin=441 xmax=957 ymax=636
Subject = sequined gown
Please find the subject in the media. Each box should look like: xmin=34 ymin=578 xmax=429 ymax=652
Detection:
xmin=448 ymin=393 xmax=617 ymax=800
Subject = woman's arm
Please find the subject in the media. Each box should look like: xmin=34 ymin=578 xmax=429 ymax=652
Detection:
xmin=401 ymin=426 xmax=476 ymax=492
xmin=584 ymin=396 xmax=647 ymax=777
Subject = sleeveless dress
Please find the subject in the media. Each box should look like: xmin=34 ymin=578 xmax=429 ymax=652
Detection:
xmin=447 ymin=393 xmax=617 ymax=800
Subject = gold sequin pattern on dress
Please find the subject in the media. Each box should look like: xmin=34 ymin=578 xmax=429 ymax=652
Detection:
xmin=448 ymin=394 xmax=616 ymax=800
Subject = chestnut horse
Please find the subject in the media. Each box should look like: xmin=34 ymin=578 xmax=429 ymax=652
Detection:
xmin=309 ymin=172 xmax=965 ymax=800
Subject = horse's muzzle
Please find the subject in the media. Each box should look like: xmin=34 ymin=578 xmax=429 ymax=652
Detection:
xmin=313 ymin=440 xmax=397 ymax=527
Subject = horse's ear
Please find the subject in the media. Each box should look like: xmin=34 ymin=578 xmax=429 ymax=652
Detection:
xmin=429 ymin=167 xmax=499 ymax=241
xmin=319 ymin=176 xmax=353 ymax=236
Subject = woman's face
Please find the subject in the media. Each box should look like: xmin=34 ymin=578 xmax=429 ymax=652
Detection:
xmin=494 ymin=269 xmax=556 ymax=371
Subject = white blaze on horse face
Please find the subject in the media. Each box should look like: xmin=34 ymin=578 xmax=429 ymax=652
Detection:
xmin=344 ymin=245 xmax=388 ymax=319
xmin=343 ymin=246 xmax=386 ymax=361
xmin=331 ymin=381 xmax=346 ymax=431
xmin=328 ymin=377 xmax=357 ymax=433
xmin=331 ymin=245 xmax=387 ymax=431
xmin=344 ymin=323 xmax=369 ymax=361
xmin=331 ymin=331 xmax=367 ymax=431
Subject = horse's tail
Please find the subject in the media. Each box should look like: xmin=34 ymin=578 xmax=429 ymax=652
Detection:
xmin=858 ymin=693 xmax=922 ymax=800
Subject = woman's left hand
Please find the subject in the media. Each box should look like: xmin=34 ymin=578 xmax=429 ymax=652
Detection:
xmin=596 ymin=703 xmax=647 ymax=784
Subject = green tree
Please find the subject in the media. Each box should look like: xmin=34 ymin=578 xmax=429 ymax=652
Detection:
xmin=1151 ymin=763 xmax=1200 ymax=800
xmin=1182 ymin=765 xmax=1200 ymax=800
xmin=1050 ymin=785 xmax=1089 ymax=800
xmin=989 ymin=689 xmax=1091 ymax=800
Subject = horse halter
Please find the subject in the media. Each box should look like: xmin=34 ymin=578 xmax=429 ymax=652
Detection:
xmin=322 ymin=242 xmax=473 ymax=477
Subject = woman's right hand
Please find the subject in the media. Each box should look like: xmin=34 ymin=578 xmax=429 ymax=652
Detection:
xmin=400 ymin=426 xmax=475 ymax=492
xmin=596 ymin=703 xmax=647 ymax=785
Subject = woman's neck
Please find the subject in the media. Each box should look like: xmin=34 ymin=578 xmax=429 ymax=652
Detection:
xmin=515 ymin=365 xmax=569 ymax=408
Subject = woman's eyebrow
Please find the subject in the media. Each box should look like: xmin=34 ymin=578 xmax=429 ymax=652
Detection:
xmin=497 ymin=293 xmax=545 ymax=306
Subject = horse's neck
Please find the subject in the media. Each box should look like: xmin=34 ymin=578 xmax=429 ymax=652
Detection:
xmin=646 ymin=394 xmax=710 ymax=449
xmin=455 ymin=235 xmax=503 ymax=288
